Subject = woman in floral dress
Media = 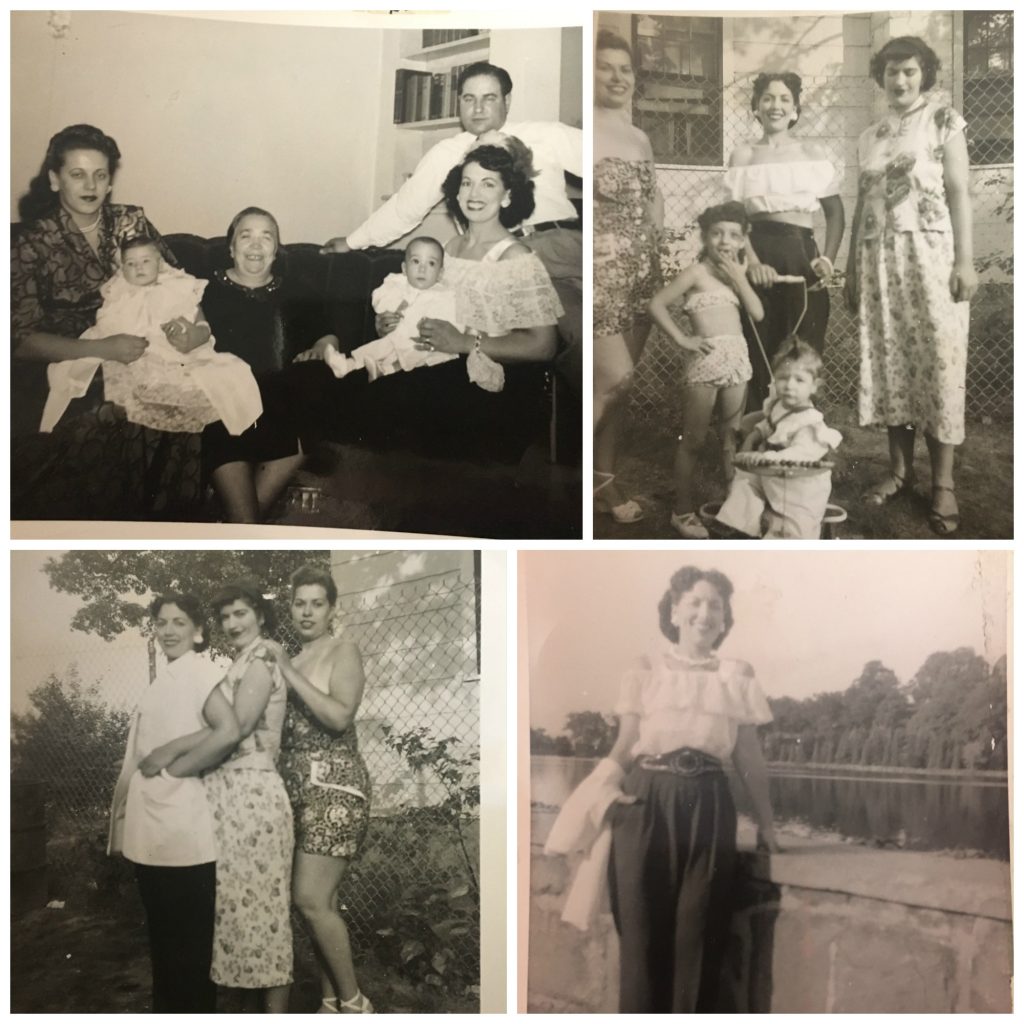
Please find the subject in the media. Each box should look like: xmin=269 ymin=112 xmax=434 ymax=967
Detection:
xmin=592 ymin=29 xmax=664 ymax=524
xmin=263 ymin=565 xmax=373 ymax=1013
xmin=845 ymin=36 xmax=977 ymax=534
xmin=204 ymin=581 xmax=294 ymax=1012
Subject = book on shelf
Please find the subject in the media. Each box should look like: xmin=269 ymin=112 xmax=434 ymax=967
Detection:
xmin=421 ymin=28 xmax=480 ymax=48
xmin=395 ymin=62 xmax=476 ymax=124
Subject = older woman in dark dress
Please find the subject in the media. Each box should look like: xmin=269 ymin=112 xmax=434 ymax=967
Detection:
xmin=11 ymin=123 xmax=202 ymax=519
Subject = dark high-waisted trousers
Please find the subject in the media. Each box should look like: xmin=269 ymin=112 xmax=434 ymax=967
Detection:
xmin=747 ymin=220 xmax=830 ymax=403
xmin=608 ymin=762 xmax=737 ymax=1013
xmin=134 ymin=861 xmax=217 ymax=1012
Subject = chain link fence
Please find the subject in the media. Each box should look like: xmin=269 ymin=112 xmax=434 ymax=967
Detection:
xmin=11 ymin=565 xmax=480 ymax=1000
xmin=604 ymin=13 xmax=1013 ymax=428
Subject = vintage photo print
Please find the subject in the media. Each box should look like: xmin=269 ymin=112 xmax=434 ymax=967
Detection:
xmin=11 ymin=11 xmax=582 ymax=539
xmin=522 ymin=549 xmax=1010 ymax=1012
xmin=592 ymin=10 xmax=1013 ymax=540
xmin=12 ymin=548 xmax=504 ymax=1012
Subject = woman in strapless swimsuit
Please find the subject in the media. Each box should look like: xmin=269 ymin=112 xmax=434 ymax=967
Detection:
xmin=648 ymin=202 xmax=765 ymax=539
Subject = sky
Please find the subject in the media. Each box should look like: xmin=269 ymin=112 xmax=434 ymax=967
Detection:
xmin=522 ymin=550 xmax=1009 ymax=734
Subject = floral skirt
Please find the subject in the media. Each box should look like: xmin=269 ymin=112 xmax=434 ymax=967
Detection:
xmin=204 ymin=768 xmax=294 ymax=988
xmin=858 ymin=230 xmax=969 ymax=445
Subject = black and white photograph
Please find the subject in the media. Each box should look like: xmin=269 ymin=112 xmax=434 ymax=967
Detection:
xmin=11 ymin=549 xmax=499 ymax=1012
xmin=10 ymin=11 xmax=583 ymax=539
xmin=522 ymin=549 xmax=1010 ymax=1012
xmin=593 ymin=10 xmax=1013 ymax=539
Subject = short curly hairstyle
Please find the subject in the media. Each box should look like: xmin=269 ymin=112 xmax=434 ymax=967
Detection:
xmin=18 ymin=123 xmax=121 ymax=222
xmin=211 ymin=578 xmax=277 ymax=636
xmin=289 ymin=563 xmax=338 ymax=607
xmin=149 ymin=591 xmax=210 ymax=653
xmin=442 ymin=141 xmax=536 ymax=230
xmin=697 ymin=200 xmax=750 ymax=235
xmin=751 ymin=71 xmax=803 ymax=125
xmin=870 ymin=36 xmax=941 ymax=92
xmin=657 ymin=567 xmax=735 ymax=648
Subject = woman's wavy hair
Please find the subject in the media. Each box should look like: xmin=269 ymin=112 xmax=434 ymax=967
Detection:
xmin=149 ymin=591 xmax=210 ymax=653
xmin=290 ymin=563 xmax=338 ymax=607
xmin=657 ymin=567 xmax=735 ymax=648
xmin=223 ymin=206 xmax=284 ymax=274
xmin=211 ymin=578 xmax=277 ymax=636
xmin=18 ymin=123 xmax=121 ymax=223
xmin=870 ymin=36 xmax=941 ymax=91
xmin=442 ymin=141 xmax=537 ymax=230
xmin=596 ymin=28 xmax=634 ymax=64
xmin=697 ymin=200 xmax=750 ymax=235
xmin=751 ymin=71 xmax=803 ymax=125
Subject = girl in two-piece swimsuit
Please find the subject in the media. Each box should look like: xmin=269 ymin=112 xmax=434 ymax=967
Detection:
xmin=648 ymin=202 xmax=766 ymax=539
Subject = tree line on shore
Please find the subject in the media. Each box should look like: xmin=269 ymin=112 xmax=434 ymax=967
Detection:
xmin=530 ymin=648 xmax=1007 ymax=772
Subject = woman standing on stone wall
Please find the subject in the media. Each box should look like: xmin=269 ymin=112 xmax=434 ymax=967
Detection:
xmin=544 ymin=566 xmax=779 ymax=1013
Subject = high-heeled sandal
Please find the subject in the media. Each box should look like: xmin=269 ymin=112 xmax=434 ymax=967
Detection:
xmin=594 ymin=471 xmax=645 ymax=524
xmin=318 ymin=998 xmax=340 ymax=1013
xmin=670 ymin=511 xmax=710 ymax=540
xmin=862 ymin=471 xmax=914 ymax=506
xmin=928 ymin=485 xmax=960 ymax=536
xmin=338 ymin=991 xmax=375 ymax=1014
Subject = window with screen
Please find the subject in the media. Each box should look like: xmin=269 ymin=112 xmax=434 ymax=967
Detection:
xmin=632 ymin=15 xmax=724 ymax=167
xmin=963 ymin=11 xmax=1013 ymax=165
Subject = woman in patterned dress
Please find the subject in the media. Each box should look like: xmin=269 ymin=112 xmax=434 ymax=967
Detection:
xmin=204 ymin=581 xmax=295 ymax=1012
xmin=845 ymin=36 xmax=977 ymax=534
xmin=262 ymin=565 xmax=373 ymax=1014
xmin=11 ymin=123 xmax=204 ymax=520
xmin=592 ymin=29 xmax=664 ymax=524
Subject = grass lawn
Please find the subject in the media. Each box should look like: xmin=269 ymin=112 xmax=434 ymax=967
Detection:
xmin=595 ymin=403 xmax=1012 ymax=540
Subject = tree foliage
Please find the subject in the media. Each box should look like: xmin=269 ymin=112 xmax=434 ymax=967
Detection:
xmin=43 ymin=550 xmax=332 ymax=653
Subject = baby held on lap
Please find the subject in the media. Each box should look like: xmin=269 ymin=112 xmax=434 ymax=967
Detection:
xmin=41 ymin=237 xmax=261 ymax=435
xmin=326 ymin=236 xmax=459 ymax=381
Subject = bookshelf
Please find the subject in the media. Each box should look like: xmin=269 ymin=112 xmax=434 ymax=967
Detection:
xmin=393 ymin=29 xmax=490 ymax=128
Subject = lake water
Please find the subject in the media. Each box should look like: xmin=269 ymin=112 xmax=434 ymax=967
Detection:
xmin=530 ymin=755 xmax=1010 ymax=860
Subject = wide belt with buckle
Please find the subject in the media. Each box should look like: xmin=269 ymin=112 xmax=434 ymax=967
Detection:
xmin=512 ymin=219 xmax=582 ymax=237
xmin=637 ymin=747 xmax=723 ymax=777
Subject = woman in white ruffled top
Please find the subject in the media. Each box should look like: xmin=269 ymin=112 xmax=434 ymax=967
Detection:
xmin=725 ymin=72 xmax=845 ymax=400
xmin=545 ymin=566 xmax=779 ymax=1013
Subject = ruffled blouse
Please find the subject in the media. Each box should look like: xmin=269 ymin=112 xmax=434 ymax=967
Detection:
xmin=615 ymin=648 xmax=772 ymax=761
xmin=723 ymin=159 xmax=839 ymax=215
xmin=444 ymin=250 xmax=563 ymax=338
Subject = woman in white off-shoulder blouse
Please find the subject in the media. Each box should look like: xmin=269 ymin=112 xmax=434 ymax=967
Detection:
xmin=546 ymin=566 xmax=779 ymax=1013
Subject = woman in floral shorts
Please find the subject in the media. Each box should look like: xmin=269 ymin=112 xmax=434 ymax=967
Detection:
xmin=263 ymin=564 xmax=373 ymax=1014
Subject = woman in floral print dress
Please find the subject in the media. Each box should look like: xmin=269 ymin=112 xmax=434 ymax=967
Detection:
xmin=262 ymin=565 xmax=373 ymax=1014
xmin=845 ymin=36 xmax=977 ymax=534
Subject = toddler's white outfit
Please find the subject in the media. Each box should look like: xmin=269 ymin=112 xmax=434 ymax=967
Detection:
xmin=717 ymin=396 xmax=843 ymax=539
xmin=42 ymin=267 xmax=262 ymax=435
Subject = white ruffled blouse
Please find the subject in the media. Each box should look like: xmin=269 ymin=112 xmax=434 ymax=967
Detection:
xmin=723 ymin=159 xmax=839 ymax=216
xmin=615 ymin=647 xmax=773 ymax=761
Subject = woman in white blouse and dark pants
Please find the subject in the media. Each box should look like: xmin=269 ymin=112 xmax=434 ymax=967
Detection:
xmin=725 ymin=72 xmax=845 ymax=401
xmin=548 ymin=567 xmax=779 ymax=1014
xmin=108 ymin=593 xmax=240 ymax=1013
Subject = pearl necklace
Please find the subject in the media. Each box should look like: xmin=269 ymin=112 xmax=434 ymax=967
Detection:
xmin=75 ymin=212 xmax=102 ymax=234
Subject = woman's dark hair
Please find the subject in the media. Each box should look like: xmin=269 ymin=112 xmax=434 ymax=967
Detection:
xmin=596 ymin=29 xmax=634 ymax=64
xmin=442 ymin=141 xmax=537 ymax=230
xmin=225 ymin=206 xmax=281 ymax=250
xmin=697 ymin=200 xmax=749 ymax=235
xmin=211 ymin=578 xmax=277 ymax=635
xmin=751 ymin=71 xmax=803 ymax=125
xmin=149 ymin=591 xmax=210 ymax=653
xmin=658 ymin=567 xmax=735 ymax=648
xmin=290 ymin=564 xmax=338 ymax=606
xmin=18 ymin=123 xmax=121 ymax=223
xmin=870 ymin=36 xmax=940 ymax=91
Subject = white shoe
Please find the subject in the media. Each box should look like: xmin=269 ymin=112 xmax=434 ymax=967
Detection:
xmin=670 ymin=511 xmax=710 ymax=539
xmin=338 ymin=991 xmax=375 ymax=1014
xmin=594 ymin=471 xmax=645 ymax=524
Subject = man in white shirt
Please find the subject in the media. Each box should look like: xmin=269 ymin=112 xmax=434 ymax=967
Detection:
xmin=323 ymin=61 xmax=583 ymax=391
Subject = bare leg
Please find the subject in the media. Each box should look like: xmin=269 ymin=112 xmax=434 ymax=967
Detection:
xmin=263 ymin=984 xmax=291 ymax=1014
xmin=211 ymin=461 xmax=259 ymax=523
xmin=924 ymin=431 xmax=959 ymax=531
xmin=674 ymin=386 xmax=717 ymax=515
xmin=293 ymin=851 xmax=361 ymax=1006
xmin=715 ymin=383 xmax=748 ymax=487
xmin=254 ymin=453 xmax=305 ymax=519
